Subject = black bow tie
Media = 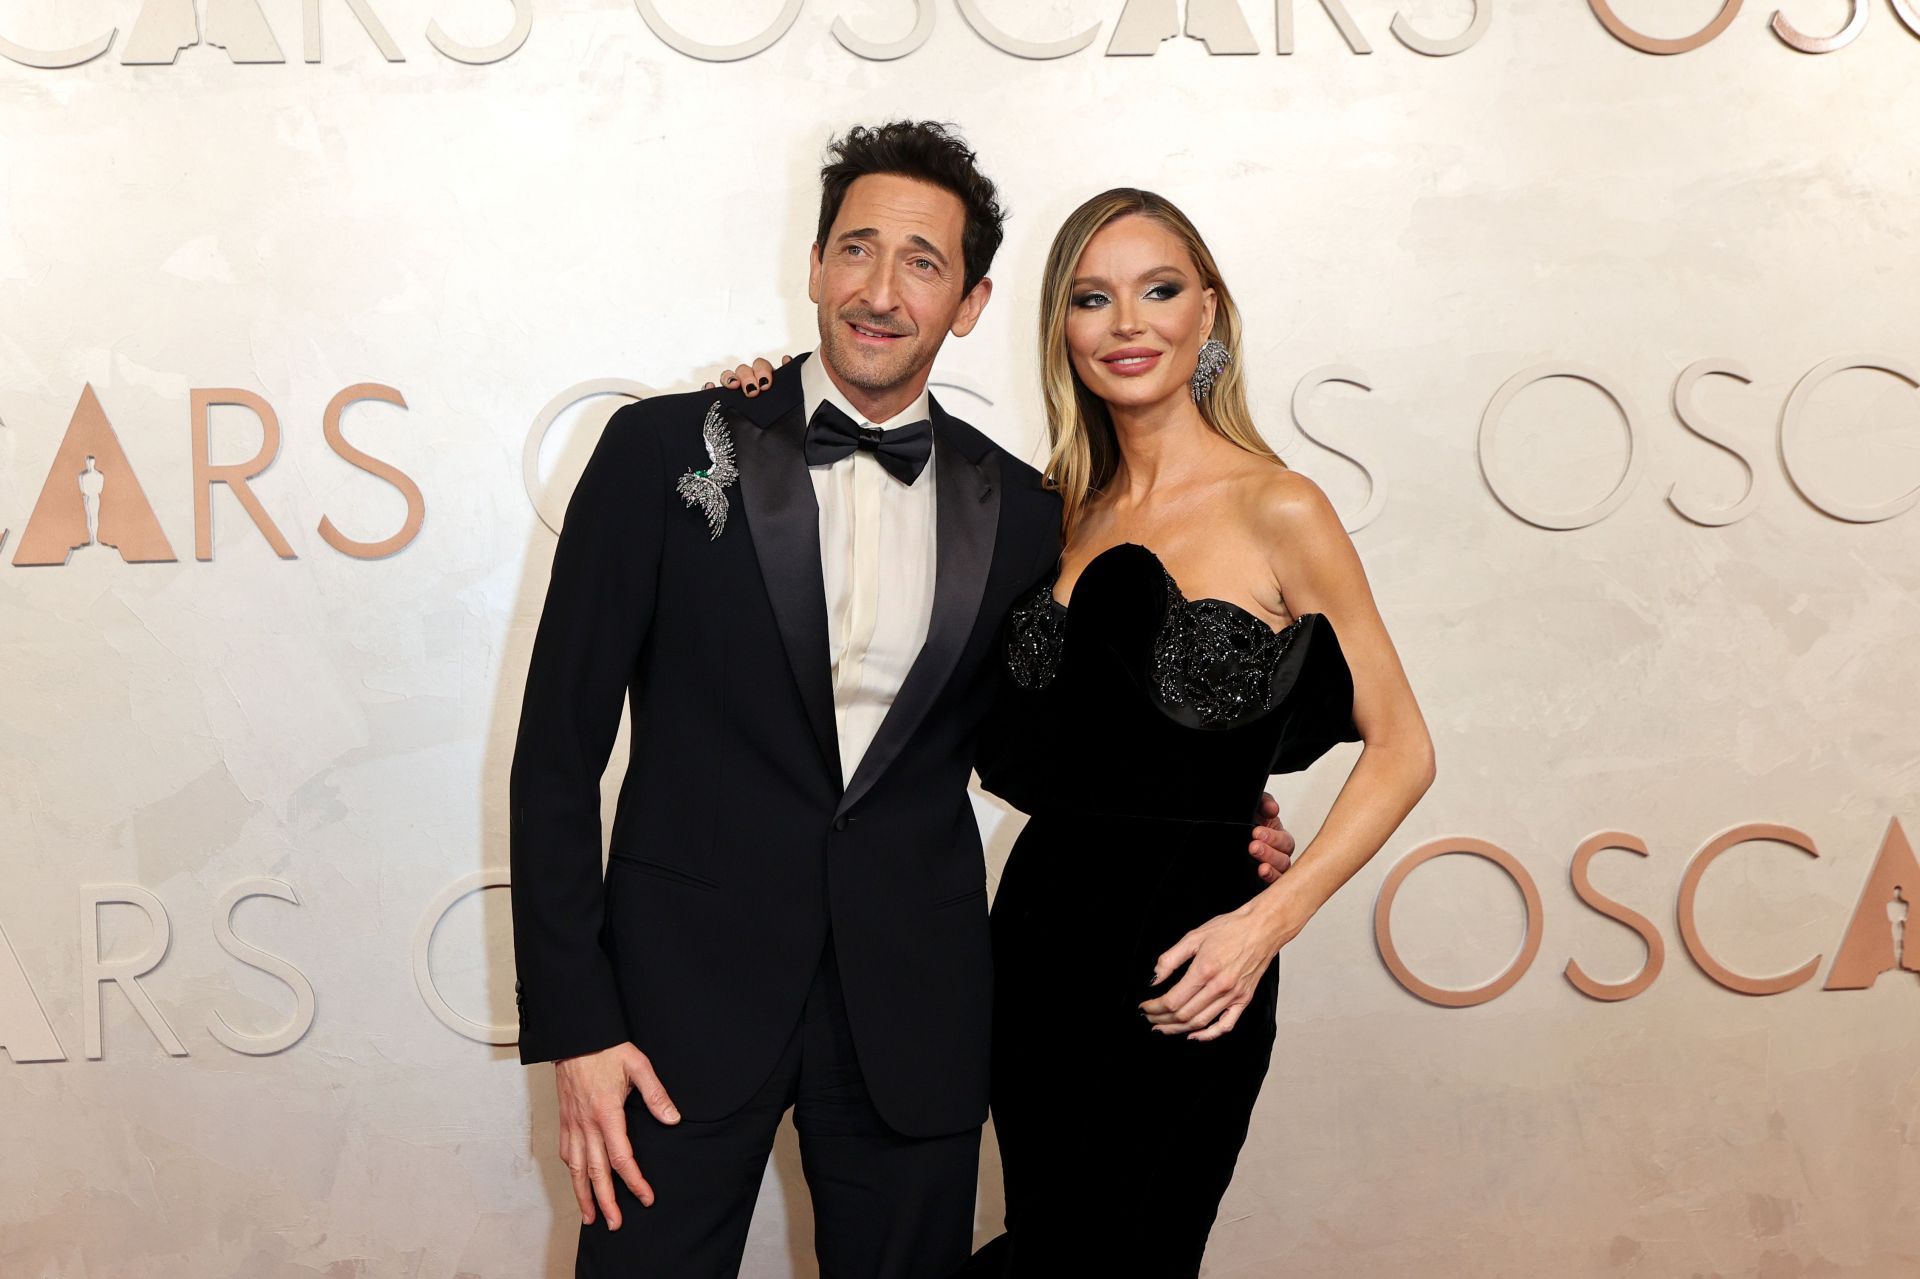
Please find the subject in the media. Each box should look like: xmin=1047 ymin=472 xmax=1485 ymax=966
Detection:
xmin=802 ymin=400 xmax=934 ymax=485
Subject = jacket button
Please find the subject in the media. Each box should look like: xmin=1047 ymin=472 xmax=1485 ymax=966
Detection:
xmin=833 ymin=817 xmax=848 ymax=831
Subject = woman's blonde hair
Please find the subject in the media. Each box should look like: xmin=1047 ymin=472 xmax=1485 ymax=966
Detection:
xmin=1038 ymin=188 xmax=1283 ymax=542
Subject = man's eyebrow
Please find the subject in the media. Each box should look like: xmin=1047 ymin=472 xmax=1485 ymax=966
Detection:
xmin=835 ymin=226 xmax=951 ymax=266
xmin=905 ymin=234 xmax=950 ymax=266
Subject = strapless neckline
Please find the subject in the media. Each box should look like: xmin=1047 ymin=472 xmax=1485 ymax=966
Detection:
xmin=981 ymin=534 xmax=1362 ymax=818
xmin=1003 ymin=541 xmax=1341 ymax=733
xmin=1046 ymin=542 xmax=1319 ymax=641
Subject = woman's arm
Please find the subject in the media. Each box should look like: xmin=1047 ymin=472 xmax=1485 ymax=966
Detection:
xmin=1142 ymin=470 xmax=1436 ymax=1040
xmin=1251 ymin=469 xmax=1436 ymax=923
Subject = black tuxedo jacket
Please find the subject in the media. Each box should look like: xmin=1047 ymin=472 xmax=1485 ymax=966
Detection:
xmin=508 ymin=353 xmax=1061 ymax=1137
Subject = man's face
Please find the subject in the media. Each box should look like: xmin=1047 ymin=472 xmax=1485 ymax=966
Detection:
xmin=809 ymin=173 xmax=991 ymax=401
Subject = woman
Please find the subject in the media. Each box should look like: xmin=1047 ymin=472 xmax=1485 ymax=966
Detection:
xmin=715 ymin=189 xmax=1434 ymax=1277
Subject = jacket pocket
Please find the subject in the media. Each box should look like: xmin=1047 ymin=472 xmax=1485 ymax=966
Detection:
xmin=930 ymin=884 xmax=988 ymax=911
xmin=608 ymin=854 xmax=720 ymax=893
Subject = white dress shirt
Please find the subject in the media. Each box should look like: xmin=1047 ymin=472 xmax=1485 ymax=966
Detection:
xmin=802 ymin=349 xmax=940 ymax=782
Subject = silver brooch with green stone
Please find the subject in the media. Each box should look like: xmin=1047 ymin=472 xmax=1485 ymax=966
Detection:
xmin=676 ymin=401 xmax=738 ymax=539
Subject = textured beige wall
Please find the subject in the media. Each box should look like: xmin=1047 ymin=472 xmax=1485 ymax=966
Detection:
xmin=3 ymin=1 xmax=1917 ymax=1275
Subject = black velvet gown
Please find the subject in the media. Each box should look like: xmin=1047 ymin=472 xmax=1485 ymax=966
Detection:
xmin=964 ymin=542 xmax=1361 ymax=1278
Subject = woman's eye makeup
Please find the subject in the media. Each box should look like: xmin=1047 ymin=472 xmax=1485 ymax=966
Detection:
xmin=1071 ymin=282 xmax=1182 ymax=308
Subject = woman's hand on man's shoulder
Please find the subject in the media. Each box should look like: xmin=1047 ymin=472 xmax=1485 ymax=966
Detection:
xmin=702 ymin=354 xmax=794 ymax=397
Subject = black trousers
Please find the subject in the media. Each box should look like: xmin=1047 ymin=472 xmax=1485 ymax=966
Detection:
xmin=575 ymin=935 xmax=980 ymax=1278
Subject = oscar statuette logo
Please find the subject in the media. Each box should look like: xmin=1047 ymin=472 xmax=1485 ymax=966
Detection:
xmin=9 ymin=385 xmax=176 ymax=565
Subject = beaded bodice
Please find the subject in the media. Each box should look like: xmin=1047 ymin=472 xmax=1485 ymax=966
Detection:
xmin=978 ymin=542 xmax=1361 ymax=822
xmin=1006 ymin=552 xmax=1313 ymax=730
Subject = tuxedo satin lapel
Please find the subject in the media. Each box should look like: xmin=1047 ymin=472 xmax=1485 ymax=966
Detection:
xmin=731 ymin=399 xmax=843 ymax=787
xmin=836 ymin=414 xmax=1001 ymax=819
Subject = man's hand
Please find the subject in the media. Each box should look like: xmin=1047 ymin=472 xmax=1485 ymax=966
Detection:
xmin=554 ymin=1042 xmax=681 ymax=1228
xmin=702 ymin=354 xmax=794 ymax=397
xmin=1249 ymin=790 xmax=1295 ymax=884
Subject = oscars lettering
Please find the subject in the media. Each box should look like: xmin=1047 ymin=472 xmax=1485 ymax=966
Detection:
xmin=1375 ymin=818 xmax=1920 ymax=1006
xmin=1476 ymin=356 xmax=1920 ymax=530
xmin=14 ymin=0 xmax=1920 ymax=72
xmin=2 ymin=817 xmax=1911 ymax=1065
xmin=0 ymin=880 xmax=315 ymax=1062
xmin=5 ymin=382 xmax=423 ymax=567
xmin=6 ymin=350 xmax=1911 ymax=567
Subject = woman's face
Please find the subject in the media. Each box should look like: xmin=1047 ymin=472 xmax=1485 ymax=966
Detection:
xmin=1063 ymin=213 xmax=1218 ymax=413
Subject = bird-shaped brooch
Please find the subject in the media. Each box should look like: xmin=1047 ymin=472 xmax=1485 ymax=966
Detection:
xmin=675 ymin=401 xmax=738 ymax=539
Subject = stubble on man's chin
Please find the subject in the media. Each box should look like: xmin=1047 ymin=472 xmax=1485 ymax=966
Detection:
xmin=820 ymin=326 xmax=926 ymax=398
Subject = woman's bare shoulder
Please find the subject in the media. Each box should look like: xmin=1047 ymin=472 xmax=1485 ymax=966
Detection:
xmin=1231 ymin=455 xmax=1340 ymax=540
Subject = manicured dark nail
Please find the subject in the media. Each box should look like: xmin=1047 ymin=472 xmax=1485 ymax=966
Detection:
xmin=759 ymin=377 xmax=770 ymax=388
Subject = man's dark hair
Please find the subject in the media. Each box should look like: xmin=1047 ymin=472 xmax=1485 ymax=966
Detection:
xmin=815 ymin=120 xmax=1007 ymax=296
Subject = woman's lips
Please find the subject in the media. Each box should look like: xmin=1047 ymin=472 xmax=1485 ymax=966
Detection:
xmin=1101 ymin=348 xmax=1162 ymax=376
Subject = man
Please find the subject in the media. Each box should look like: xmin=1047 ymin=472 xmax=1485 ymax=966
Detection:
xmin=509 ymin=120 xmax=1295 ymax=1277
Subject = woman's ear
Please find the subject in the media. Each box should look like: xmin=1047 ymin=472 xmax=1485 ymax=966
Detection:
xmin=1200 ymin=286 xmax=1218 ymax=343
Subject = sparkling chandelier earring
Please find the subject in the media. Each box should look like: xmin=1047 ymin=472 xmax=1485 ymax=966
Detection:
xmin=1190 ymin=337 xmax=1230 ymax=402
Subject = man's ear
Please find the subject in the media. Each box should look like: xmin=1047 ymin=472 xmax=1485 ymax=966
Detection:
xmin=808 ymin=243 xmax=823 ymax=306
xmin=948 ymin=275 xmax=994 ymax=339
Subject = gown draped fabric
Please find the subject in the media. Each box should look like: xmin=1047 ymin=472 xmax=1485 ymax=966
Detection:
xmin=964 ymin=542 xmax=1362 ymax=1278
